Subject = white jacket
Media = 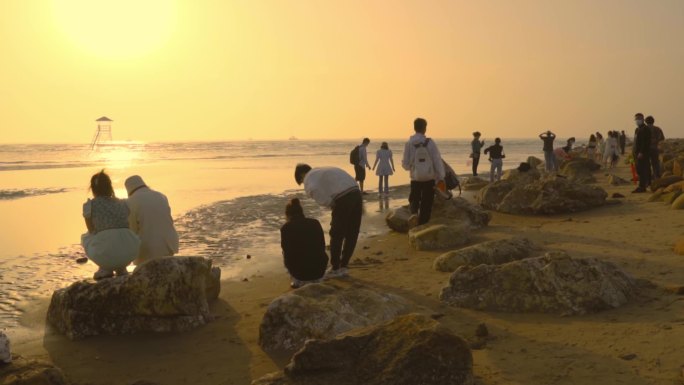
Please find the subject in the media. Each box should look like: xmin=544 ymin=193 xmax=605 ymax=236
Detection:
xmin=304 ymin=167 xmax=359 ymax=208
xmin=126 ymin=187 xmax=179 ymax=263
xmin=401 ymin=133 xmax=446 ymax=181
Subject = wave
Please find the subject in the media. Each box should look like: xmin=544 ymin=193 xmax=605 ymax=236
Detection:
xmin=0 ymin=188 xmax=70 ymax=200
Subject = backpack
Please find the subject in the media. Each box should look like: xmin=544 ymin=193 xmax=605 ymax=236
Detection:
xmin=443 ymin=160 xmax=461 ymax=195
xmin=412 ymin=139 xmax=434 ymax=181
xmin=349 ymin=145 xmax=360 ymax=165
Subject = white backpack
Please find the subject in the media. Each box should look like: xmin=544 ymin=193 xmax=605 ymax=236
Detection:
xmin=412 ymin=139 xmax=434 ymax=181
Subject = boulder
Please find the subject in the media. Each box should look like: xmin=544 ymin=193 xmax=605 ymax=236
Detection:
xmin=476 ymin=180 xmax=516 ymax=209
xmin=253 ymin=314 xmax=474 ymax=385
xmin=608 ymin=174 xmax=630 ymax=186
xmin=648 ymin=190 xmax=664 ymax=202
xmin=258 ymin=283 xmax=412 ymax=352
xmin=461 ymin=176 xmax=489 ymax=191
xmin=664 ymin=180 xmax=684 ymax=193
xmin=433 ymin=237 xmax=538 ymax=272
xmin=501 ymin=168 xmax=541 ymax=184
xmin=47 ymin=257 xmax=221 ymax=340
xmin=663 ymin=191 xmax=682 ymax=205
xmin=559 ymin=158 xmax=600 ymax=183
xmin=440 ymin=252 xmax=636 ymax=315
xmin=0 ymin=355 xmax=68 ymax=385
xmin=651 ymin=175 xmax=684 ymax=191
xmin=409 ymin=223 xmax=470 ymax=251
xmin=527 ymin=156 xmax=543 ymax=168
xmin=672 ymin=193 xmax=684 ymax=209
xmin=385 ymin=206 xmax=412 ymax=233
xmin=386 ymin=198 xmax=490 ymax=234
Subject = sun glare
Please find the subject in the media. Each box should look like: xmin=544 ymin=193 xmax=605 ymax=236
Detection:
xmin=51 ymin=0 xmax=176 ymax=58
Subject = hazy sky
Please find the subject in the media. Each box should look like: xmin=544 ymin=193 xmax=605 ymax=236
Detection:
xmin=1 ymin=0 xmax=683 ymax=143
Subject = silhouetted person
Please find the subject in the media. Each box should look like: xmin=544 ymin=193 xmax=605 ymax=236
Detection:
xmin=372 ymin=141 xmax=395 ymax=195
xmin=470 ymin=131 xmax=484 ymax=176
xmin=619 ymin=130 xmax=627 ymax=155
xmin=646 ymin=116 xmax=665 ymax=179
xmin=539 ymin=130 xmax=556 ymax=172
xmin=354 ymin=138 xmax=372 ymax=193
xmin=632 ymin=113 xmax=651 ymax=193
xmin=484 ymin=138 xmax=505 ymax=182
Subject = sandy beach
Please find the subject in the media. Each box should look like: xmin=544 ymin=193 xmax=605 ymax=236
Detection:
xmin=5 ymin=156 xmax=683 ymax=385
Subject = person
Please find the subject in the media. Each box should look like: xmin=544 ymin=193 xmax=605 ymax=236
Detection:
xmin=124 ymin=175 xmax=179 ymax=265
xmin=603 ymin=131 xmax=619 ymax=169
xmin=372 ymin=142 xmax=395 ymax=195
xmin=484 ymin=138 xmax=505 ymax=182
xmin=562 ymin=137 xmax=575 ymax=154
xmin=470 ymin=132 xmax=485 ymax=176
xmin=280 ymin=198 xmax=328 ymax=288
xmin=596 ymin=132 xmax=605 ymax=163
xmin=619 ymin=130 xmax=627 ymax=155
xmin=539 ymin=130 xmax=556 ymax=172
xmin=646 ymin=116 xmax=665 ymax=179
xmin=632 ymin=113 xmax=651 ymax=193
xmin=586 ymin=134 xmax=597 ymax=160
xmin=401 ymin=117 xmax=445 ymax=227
xmin=294 ymin=163 xmax=362 ymax=278
xmin=354 ymin=138 xmax=372 ymax=193
xmin=81 ymin=170 xmax=140 ymax=280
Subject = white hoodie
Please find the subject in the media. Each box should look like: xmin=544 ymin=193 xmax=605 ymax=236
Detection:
xmin=402 ymin=133 xmax=446 ymax=181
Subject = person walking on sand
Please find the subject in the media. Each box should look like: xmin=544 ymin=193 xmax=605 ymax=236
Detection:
xmin=646 ymin=116 xmax=665 ymax=179
xmin=280 ymin=198 xmax=328 ymax=288
xmin=586 ymin=134 xmax=597 ymax=160
xmin=372 ymin=141 xmax=395 ymax=195
xmin=294 ymin=164 xmax=362 ymax=278
xmin=619 ymin=130 xmax=627 ymax=155
xmin=539 ymin=130 xmax=556 ymax=172
xmin=124 ymin=175 xmax=179 ymax=265
xmin=632 ymin=113 xmax=651 ymax=193
xmin=402 ymin=118 xmax=446 ymax=228
xmin=484 ymin=138 xmax=505 ymax=182
xmin=596 ymin=132 xmax=605 ymax=163
xmin=354 ymin=138 xmax=372 ymax=194
xmin=470 ymin=131 xmax=485 ymax=176
xmin=81 ymin=170 xmax=140 ymax=280
xmin=603 ymin=131 xmax=619 ymax=169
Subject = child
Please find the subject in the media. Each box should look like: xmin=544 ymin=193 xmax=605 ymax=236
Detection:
xmin=372 ymin=142 xmax=395 ymax=195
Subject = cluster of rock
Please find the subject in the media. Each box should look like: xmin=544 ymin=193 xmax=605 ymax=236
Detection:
xmin=0 ymin=355 xmax=69 ymax=385
xmin=440 ymin=252 xmax=637 ymax=315
xmin=258 ymin=282 xmax=412 ymax=352
xmin=433 ymin=237 xmax=538 ymax=272
xmin=253 ymin=314 xmax=474 ymax=385
xmin=558 ymin=158 xmax=601 ymax=183
xmin=660 ymin=139 xmax=684 ymax=178
xmin=461 ymin=176 xmax=489 ymax=191
xmin=47 ymin=257 xmax=221 ymax=340
xmin=648 ymin=175 xmax=684 ymax=209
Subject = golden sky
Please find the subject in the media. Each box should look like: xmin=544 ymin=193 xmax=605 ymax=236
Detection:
xmin=1 ymin=0 xmax=683 ymax=143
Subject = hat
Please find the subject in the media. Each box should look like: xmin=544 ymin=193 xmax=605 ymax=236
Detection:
xmin=125 ymin=175 xmax=147 ymax=196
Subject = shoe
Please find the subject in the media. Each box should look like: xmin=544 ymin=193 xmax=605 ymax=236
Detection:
xmin=115 ymin=268 xmax=129 ymax=276
xmin=407 ymin=214 xmax=419 ymax=229
xmin=93 ymin=268 xmax=114 ymax=281
xmin=290 ymin=279 xmax=303 ymax=289
xmin=325 ymin=268 xmax=342 ymax=279
xmin=631 ymin=187 xmax=646 ymax=193
xmin=337 ymin=267 xmax=349 ymax=277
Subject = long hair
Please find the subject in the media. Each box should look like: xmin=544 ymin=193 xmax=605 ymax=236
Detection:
xmin=285 ymin=198 xmax=305 ymax=221
xmin=90 ymin=169 xmax=115 ymax=198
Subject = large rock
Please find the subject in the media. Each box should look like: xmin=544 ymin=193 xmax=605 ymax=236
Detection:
xmin=433 ymin=237 xmax=538 ymax=272
xmin=258 ymin=283 xmax=412 ymax=352
xmin=253 ymin=314 xmax=474 ymax=385
xmin=0 ymin=355 xmax=68 ymax=385
xmin=527 ymin=156 xmax=543 ymax=168
xmin=651 ymin=175 xmax=683 ymax=191
xmin=477 ymin=176 xmax=607 ymax=215
xmin=440 ymin=252 xmax=636 ymax=315
xmin=47 ymin=257 xmax=221 ymax=340
xmin=559 ymin=158 xmax=600 ymax=183
xmin=385 ymin=206 xmax=412 ymax=233
xmin=501 ymin=167 xmax=541 ymax=184
xmin=461 ymin=176 xmax=489 ymax=191
xmin=408 ymin=223 xmax=470 ymax=251
xmin=385 ymin=198 xmax=490 ymax=234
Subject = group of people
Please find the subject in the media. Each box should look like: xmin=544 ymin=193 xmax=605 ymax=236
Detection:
xmin=632 ymin=113 xmax=666 ymax=193
xmin=470 ymin=132 xmax=506 ymax=182
xmin=81 ymin=171 xmax=179 ymax=279
xmin=586 ymin=131 xmax=625 ymax=169
xmin=350 ymin=138 xmax=396 ymax=195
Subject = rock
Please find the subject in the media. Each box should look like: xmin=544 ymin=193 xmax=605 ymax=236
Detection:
xmin=672 ymin=194 xmax=684 ymax=209
xmin=501 ymin=167 xmax=542 ymax=184
xmin=0 ymin=355 xmax=68 ymax=385
xmin=611 ymin=193 xmax=625 ymax=199
xmin=409 ymin=223 xmax=471 ymax=251
xmin=608 ymin=174 xmax=630 ymax=186
xmin=663 ymin=191 xmax=683 ymax=205
xmin=651 ymin=175 xmax=684 ymax=191
xmin=672 ymin=157 xmax=684 ymax=177
xmin=258 ymin=283 xmax=412 ymax=352
xmin=675 ymin=238 xmax=684 ymax=256
xmin=385 ymin=206 xmax=412 ymax=233
xmin=461 ymin=176 xmax=489 ymax=191
xmin=47 ymin=256 xmax=220 ymax=340
xmin=75 ymin=257 xmax=88 ymax=264
xmin=476 ymin=180 xmax=516 ymax=209
xmin=433 ymin=237 xmax=538 ymax=272
xmin=648 ymin=190 xmax=665 ymax=202
xmin=665 ymin=180 xmax=684 ymax=193
xmin=440 ymin=252 xmax=637 ymax=315
xmin=0 ymin=331 xmax=9 ymax=364
xmin=619 ymin=353 xmax=637 ymax=361
xmin=559 ymin=158 xmax=600 ymax=183
xmin=475 ymin=323 xmax=489 ymax=338
xmin=527 ymin=156 xmax=543 ymax=168
xmin=253 ymin=314 xmax=474 ymax=385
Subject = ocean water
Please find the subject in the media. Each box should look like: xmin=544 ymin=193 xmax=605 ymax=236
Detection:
xmin=0 ymin=138 xmax=543 ymax=328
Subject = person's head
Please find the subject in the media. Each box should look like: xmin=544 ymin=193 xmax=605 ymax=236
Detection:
xmin=546 ymin=130 xmax=552 ymax=135
xmin=285 ymin=198 xmax=305 ymax=221
xmin=294 ymin=163 xmax=312 ymax=185
xmin=414 ymin=118 xmax=427 ymax=134
xmin=590 ymin=134 xmax=596 ymax=141
xmin=381 ymin=141 xmax=389 ymax=150
xmin=89 ymin=169 xmax=115 ymax=198
xmin=645 ymin=116 xmax=655 ymax=125
xmin=495 ymin=137 xmax=501 ymax=144
xmin=634 ymin=113 xmax=645 ymax=126
xmin=621 ymin=130 xmax=625 ymax=134
xmin=596 ymin=132 xmax=603 ymax=139
xmin=362 ymin=138 xmax=370 ymax=146
xmin=124 ymin=175 xmax=147 ymax=196
xmin=473 ymin=131 xmax=481 ymax=138
xmin=568 ymin=137 xmax=575 ymax=143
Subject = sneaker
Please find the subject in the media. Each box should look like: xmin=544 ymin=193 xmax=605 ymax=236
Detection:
xmin=290 ymin=279 xmax=303 ymax=289
xmin=631 ymin=187 xmax=646 ymax=193
xmin=115 ymin=268 xmax=129 ymax=276
xmin=337 ymin=267 xmax=349 ymax=277
xmin=93 ymin=268 xmax=114 ymax=281
xmin=407 ymin=214 xmax=419 ymax=229
xmin=324 ymin=268 xmax=342 ymax=279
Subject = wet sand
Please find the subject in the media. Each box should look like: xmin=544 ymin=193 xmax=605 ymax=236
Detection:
xmin=10 ymin=160 xmax=684 ymax=385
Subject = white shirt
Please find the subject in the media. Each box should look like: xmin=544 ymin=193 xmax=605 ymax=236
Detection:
xmin=126 ymin=187 xmax=179 ymax=263
xmin=358 ymin=144 xmax=370 ymax=168
xmin=303 ymin=167 xmax=359 ymax=208
xmin=401 ymin=133 xmax=446 ymax=181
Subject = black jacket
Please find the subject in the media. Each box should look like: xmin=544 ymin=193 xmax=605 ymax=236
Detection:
xmin=484 ymin=144 xmax=504 ymax=159
xmin=633 ymin=124 xmax=651 ymax=156
xmin=280 ymin=216 xmax=329 ymax=281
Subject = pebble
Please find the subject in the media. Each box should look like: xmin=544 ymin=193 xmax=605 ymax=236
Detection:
xmin=76 ymin=257 xmax=88 ymax=264
xmin=619 ymin=353 xmax=637 ymax=361
xmin=476 ymin=323 xmax=489 ymax=337
xmin=246 ymin=255 xmax=251 ymax=259
xmin=242 ymin=278 xmax=249 ymax=282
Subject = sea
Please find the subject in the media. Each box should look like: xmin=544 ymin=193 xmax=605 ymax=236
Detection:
xmin=0 ymin=138 xmax=544 ymax=329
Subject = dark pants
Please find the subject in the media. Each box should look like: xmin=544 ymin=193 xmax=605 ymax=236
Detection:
xmin=649 ymin=149 xmax=661 ymax=179
xmin=636 ymin=155 xmax=652 ymax=189
xmin=472 ymin=153 xmax=480 ymax=176
xmin=409 ymin=180 xmax=435 ymax=225
xmin=330 ymin=190 xmax=363 ymax=269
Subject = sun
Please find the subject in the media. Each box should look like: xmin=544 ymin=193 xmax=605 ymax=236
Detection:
xmin=51 ymin=0 xmax=177 ymax=58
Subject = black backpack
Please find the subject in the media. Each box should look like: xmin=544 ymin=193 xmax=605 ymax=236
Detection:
xmin=349 ymin=145 xmax=360 ymax=165
xmin=442 ymin=160 xmax=461 ymax=195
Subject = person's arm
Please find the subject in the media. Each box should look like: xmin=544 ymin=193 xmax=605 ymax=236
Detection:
xmin=389 ymin=151 xmax=395 ymax=171
xmin=484 ymin=146 xmax=490 ymax=155
xmin=361 ymin=147 xmax=371 ymax=169
xmin=82 ymin=200 xmax=94 ymax=233
xmin=84 ymin=217 xmax=94 ymax=233
xmin=372 ymin=152 xmax=379 ymax=170
xmin=401 ymin=141 xmax=411 ymax=170
xmin=539 ymin=133 xmax=544 ymax=139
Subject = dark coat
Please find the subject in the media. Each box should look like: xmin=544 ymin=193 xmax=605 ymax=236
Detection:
xmin=633 ymin=124 xmax=651 ymax=156
xmin=280 ymin=216 xmax=329 ymax=281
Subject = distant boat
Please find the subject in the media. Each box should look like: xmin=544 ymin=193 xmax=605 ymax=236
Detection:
xmin=288 ymin=136 xmax=298 ymax=141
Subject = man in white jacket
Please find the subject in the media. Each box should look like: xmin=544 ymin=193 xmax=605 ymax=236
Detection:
xmin=401 ymin=117 xmax=446 ymax=227
xmin=125 ymin=175 xmax=179 ymax=264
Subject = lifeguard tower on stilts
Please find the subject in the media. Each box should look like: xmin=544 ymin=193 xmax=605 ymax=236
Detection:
xmin=91 ymin=116 xmax=113 ymax=149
